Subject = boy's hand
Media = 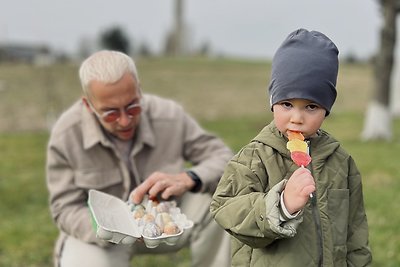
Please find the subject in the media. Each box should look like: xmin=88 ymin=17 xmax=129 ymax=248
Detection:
xmin=283 ymin=167 xmax=315 ymax=214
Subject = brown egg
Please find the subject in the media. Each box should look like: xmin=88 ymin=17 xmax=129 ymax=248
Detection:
xmin=143 ymin=213 xmax=155 ymax=223
xmin=133 ymin=208 xmax=145 ymax=219
xmin=163 ymin=222 xmax=180 ymax=235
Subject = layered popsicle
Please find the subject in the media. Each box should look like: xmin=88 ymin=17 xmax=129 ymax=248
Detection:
xmin=286 ymin=130 xmax=311 ymax=167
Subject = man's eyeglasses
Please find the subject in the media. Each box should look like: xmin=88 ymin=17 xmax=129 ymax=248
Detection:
xmin=88 ymin=100 xmax=142 ymax=123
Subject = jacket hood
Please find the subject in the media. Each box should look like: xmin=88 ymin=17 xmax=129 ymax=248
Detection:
xmin=252 ymin=121 xmax=340 ymax=165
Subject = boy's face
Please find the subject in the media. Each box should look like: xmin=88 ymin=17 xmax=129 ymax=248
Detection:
xmin=273 ymin=98 xmax=326 ymax=139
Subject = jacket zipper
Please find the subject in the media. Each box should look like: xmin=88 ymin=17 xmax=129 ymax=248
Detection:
xmin=307 ymin=140 xmax=324 ymax=266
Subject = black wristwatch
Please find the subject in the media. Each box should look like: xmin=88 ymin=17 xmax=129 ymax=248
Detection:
xmin=186 ymin=170 xmax=202 ymax=193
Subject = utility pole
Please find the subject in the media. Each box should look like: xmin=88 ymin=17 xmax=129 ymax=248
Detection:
xmin=174 ymin=0 xmax=184 ymax=55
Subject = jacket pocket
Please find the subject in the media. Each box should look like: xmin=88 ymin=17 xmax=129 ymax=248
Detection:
xmin=327 ymin=189 xmax=349 ymax=246
xmin=74 ymin=168 xmax=122 ymax=189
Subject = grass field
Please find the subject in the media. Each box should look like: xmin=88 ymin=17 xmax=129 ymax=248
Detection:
xmin=0 ymin=58 xmax=399 ymax=266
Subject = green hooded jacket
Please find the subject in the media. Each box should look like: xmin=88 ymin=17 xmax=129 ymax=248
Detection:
xmin=210 ymin=122 xmax=372 ymax=266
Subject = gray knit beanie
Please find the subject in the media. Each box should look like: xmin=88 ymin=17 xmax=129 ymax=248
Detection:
xmin=268 ymin=28 xmax=339 ymax=115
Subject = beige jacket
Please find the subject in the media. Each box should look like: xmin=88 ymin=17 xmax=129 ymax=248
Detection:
xmin=46 ymin=94 xmax=233 ymax=245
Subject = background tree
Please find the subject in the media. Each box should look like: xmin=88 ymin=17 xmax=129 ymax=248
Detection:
xmin=138 ymin=41 xmax=153 ymax=57
xmin=77 ymin=36 xmax=95 ymax=60
xmin=362 ymin=0 xmax=400 ymax=140
xmin=99 ymin=26 xmax=131 ymax=54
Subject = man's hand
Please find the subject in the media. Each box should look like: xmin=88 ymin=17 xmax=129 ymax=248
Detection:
xmin=131 ymin=172 xmax=195 ymax=204
xmin=283 ymin=167 xmax=315 ymax=214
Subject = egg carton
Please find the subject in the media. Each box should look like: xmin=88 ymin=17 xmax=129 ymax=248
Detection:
xmin=88 ymin=189 xmax=193 ymax=248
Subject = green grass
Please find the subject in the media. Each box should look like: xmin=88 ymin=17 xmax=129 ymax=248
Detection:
xmin=0 ymin=132 xmax=56 ymax=267
xmin=0 ymin=58 xmax=397 ymax=266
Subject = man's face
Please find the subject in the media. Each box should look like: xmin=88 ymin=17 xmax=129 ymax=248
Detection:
xmin=84 ymin=72 xmax=142 ymax=141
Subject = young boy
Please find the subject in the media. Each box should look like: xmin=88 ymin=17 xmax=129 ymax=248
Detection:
xmin=210 ymin=29 xmax=372 ymax=266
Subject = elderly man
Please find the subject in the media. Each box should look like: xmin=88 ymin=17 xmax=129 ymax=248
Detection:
xmin=46 ymin=50 xmax=233 ymax=267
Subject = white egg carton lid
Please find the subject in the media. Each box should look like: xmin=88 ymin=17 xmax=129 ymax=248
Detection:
xmin=88 ymin=189 xmax=142 ymax=245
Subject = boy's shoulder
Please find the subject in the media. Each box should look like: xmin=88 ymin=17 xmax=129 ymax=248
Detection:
xmin=251 ymin=122 xmax=286 ymax=149
xmin=232 ymin=123 xmax=285 ymax=162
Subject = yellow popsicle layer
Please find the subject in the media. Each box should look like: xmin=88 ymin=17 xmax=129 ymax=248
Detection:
xmin=286 ymin=139 xmax=308 ymax=153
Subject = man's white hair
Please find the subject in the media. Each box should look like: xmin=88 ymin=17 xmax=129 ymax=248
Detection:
xmin=79 ymin=50 xmax=140 ymax=96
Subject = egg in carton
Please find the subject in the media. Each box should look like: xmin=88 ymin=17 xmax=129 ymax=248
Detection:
xmin=128 ymin=194 xmax=194 ymax=248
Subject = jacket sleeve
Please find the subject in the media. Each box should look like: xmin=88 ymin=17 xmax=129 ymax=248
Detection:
xmin=181 ymin=112 xmax=233 ymax=194
xmin=346 ymin=157 xmax=372 ymax=266
xmin=46 ymin=134 xmax=108 ymax=247
xmin=210 ymin=146 xmax=302 ymax=248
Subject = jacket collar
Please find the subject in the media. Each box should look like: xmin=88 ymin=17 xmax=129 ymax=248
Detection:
xmin=132 ymin=109 xmax=156 ymax=153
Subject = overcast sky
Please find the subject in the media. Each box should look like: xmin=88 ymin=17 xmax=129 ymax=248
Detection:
xmin=0 ymin=0 xmax=382 ymax=60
